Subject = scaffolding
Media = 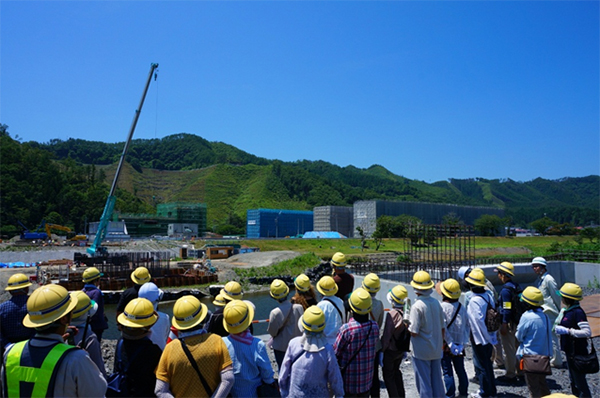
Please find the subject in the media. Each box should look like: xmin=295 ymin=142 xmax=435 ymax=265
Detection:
xmin=353 ymin=200 xmax=505 ymax=237
xmin=350 ymin=224 xmax=475 ymax=284
xmin=247 ymin=209 xmax=314 ymax=238
xmin=313 ymin=206 xmax=354 ymax=237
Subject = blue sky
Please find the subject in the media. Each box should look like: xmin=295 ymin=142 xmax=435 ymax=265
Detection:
xmin=1 ymin=1 xmax=598 ymax=183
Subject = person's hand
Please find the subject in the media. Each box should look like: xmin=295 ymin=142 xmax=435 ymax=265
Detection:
xmin=63 ymin=326 xmax=79 ymax=343
xmin=500 ymin=323 xmax=509 ymax=336
xmin=555 ymin=325 xmax=570 ymax=335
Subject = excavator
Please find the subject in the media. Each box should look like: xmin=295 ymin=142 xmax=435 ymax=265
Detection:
xmin=87 ymin=63 xmax=159 ymax=256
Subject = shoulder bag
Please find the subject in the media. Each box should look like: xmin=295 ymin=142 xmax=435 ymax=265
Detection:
xmin=570 ymin=337 xmax=599 ymax=374
xmin=520 ymin=313 xmax=552 ymax=375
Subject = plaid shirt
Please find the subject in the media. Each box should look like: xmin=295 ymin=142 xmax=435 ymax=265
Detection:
xmin=334 ymin=318 xmax=379 ymax=394
xmin=0 ymin=295 xmax=35 ymax=349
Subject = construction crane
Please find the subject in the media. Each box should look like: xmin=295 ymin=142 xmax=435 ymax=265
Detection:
xmin=87 ymin=63 xmax=159 ymax=256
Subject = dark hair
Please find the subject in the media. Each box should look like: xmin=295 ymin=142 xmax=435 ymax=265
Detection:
xmin=353 ymin=312 xmax=369 ymax=323
xmin=470 ymin=285 xmax=486 ymax=293
xmin=562 ymin=296 xmax=577 ymax=307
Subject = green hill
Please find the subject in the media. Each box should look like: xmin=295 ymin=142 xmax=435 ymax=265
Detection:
xmin=1 ymin=126 xmax=598 ymax=236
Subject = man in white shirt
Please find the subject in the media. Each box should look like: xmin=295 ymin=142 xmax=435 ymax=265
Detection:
xmin=532 ymin=256 xmax=563 ymax=368
xmin=408 ymin=271 xmax=445 ymax=398
xmin=466 ymin=268 xmax=497 ymax=398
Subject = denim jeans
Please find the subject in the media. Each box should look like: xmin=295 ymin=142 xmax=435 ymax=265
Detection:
xmin=472 ymin=343 xmax=497 ymax=397
xmin=441 ymin=352 xmax=468 ymax=397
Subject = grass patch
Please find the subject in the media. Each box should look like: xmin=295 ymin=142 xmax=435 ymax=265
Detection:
xmin=234 ymin=253 xmax=322 ymax=279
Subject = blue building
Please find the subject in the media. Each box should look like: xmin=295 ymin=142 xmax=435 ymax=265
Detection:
xmin=246 ymin=209 xmax=314 ymax=238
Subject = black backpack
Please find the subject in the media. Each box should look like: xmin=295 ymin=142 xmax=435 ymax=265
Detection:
xmin=507 ymin=285 xmax=526 ymax=327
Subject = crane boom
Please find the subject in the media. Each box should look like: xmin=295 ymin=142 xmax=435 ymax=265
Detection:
xmin=88 ymin=63 xmax=159 ymax=256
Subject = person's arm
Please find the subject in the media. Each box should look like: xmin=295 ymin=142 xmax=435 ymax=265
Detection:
xmin=155 ymin=379 xmax=174 ymax=398
xmin=212 ymin=365 xmax=234 ymax=398
xmin=256 ymin=341 xmax=275 ymax=384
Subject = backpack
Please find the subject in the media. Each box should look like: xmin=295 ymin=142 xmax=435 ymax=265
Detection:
xmin=391 ymin=309 xmax=411 ymax=352
xmin=106 ymin=339 xmax=142 ymax=397
xmin=483 ymin=296 xmax=502 ymax=332
xmin=507 ymin=285 xmax=526 ymax=327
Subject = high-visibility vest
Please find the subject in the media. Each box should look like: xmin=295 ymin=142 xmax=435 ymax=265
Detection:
xmin=5 ymin=340 xmax=75 ymax=398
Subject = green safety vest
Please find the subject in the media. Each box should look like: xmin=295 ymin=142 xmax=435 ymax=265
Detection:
xmin=5 ymin=340 xmax=74 ymax=398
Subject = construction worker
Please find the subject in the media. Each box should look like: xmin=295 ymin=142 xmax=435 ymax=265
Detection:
xmin=1 ymin=284 xmax=107 ymax=397
xmin=362 ymin=273 xmax=384 ymax=397
xmin=0 ymin=273 xmax=35 ymax=353
xmin=316 ymin=276 xmax=345 ymax=345
xmin=116 ymin=266 xmax=152 ymax=318
xmin=516 ymin=287 xmax=552 ymax=398
xmin=495 ymin=262 xmax=524 ymax=384
xmin=115 ymin=297 xmax=163 ymax=397
xmin=331 ymin=252 xmax=354 ymax=300
xmin=334 ymin=288 xmax=380 ymax=397
xmin=223 ymin=300 xmax=276 ymax=397
xmin=290 ymin=274 xmax=317 ymax=310
xmin=155 ymin=295 xmax=233 ymax=397
xmin=267 ymin=279 xmax=303 ymax=371
xmin=439 ymin=278 xmax=470 ymax=398
xmin=532 ymin=256 xmax=563 ymax=368
xmin=555 ymin=283 xmax=593 ymax=398
xmin=69 ymin=291 xmax=106 ymax=377
xmin=381 ymin=285 xmax=411 ymax=398
xmin=81 ymin=266 xmax=108 ymax=341
xmin=466 ymin=268 xmax=497 ymax=398
xmin=279 ymin=306 xmax=344 ymax=398
xmin=409 ymin=270 xmax=445 ymax=398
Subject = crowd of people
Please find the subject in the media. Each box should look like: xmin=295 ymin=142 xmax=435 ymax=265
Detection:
xmin=0 ymin=253 xmax=595 ymax=398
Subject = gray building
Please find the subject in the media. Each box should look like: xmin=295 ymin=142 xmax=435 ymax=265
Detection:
xmin=313 ymin=206 xmax=354 ymax=237
xmin=353 ymin=200 xmax=505 ymax=237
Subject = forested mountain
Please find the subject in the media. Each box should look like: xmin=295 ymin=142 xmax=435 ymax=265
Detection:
xmin=1 ymin=127 xmax=598 ymax=237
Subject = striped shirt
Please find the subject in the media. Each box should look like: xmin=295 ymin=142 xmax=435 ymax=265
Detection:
xmin=223 ymin=335 xmax=274 ymax=398
xmin=334 ymin=318 xmax=379 ymax=394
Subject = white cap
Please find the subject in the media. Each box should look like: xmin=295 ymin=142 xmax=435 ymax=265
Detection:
xmin=139 ymin=282 xmax=164 ymax=303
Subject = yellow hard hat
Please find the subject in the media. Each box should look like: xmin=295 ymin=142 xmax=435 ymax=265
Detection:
xmin=521 ymin=286 xmax=544 ymax=307
xmin=316 ymin=276 xmax=338 ymax=297
xmin=496 ymin=262 xmax=515 ymax=277
xmin=558 ymin=283 xmax=583 ymax=301
xmin=71 ymin=291 xmax=97 ymax=319
xmin=270 ymin=279 xmax=290 ymax=300
xmin=389 ymin=285 xmax=408 ymax=305
xmin=117 ymin=298 xmax=158 ymax=328
xmin=410 ymin=270 xmax=434 ymax=290
xmin=440 ymin=278 xmax=461 ymax=299
xmin=331 ymin=252 xmax=347 ymax=268
xmin=294 ymin=274 xmax=311 ymax=292
xmin=302 ymin=305 xmax=326 ymax=333
xmin=465 ymin=268 xmax=487 ymax=287
xmin=213 ymin=294 xmax=227 ymax=307
xmin=172 ymin=295 xmax=208 ymax=331
xmin=6 ymin=273 xmax=32 ymax=291
xmin=223 ymin=300 xmax=254 ymax=334
xmin=362 ymin=273 xmax=381 ymax=294
xmin=23 ymin=284 xmax=78 ymax=328
xmin=131 ymin=267 xmax=151 ymax=285
xmin=220 ymin=281 xmax=243 ymax=301
xmin=82 ymin=267 xmax=103 ymax=283
xmin=349 ymin=288 xmax=372 ymax=315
